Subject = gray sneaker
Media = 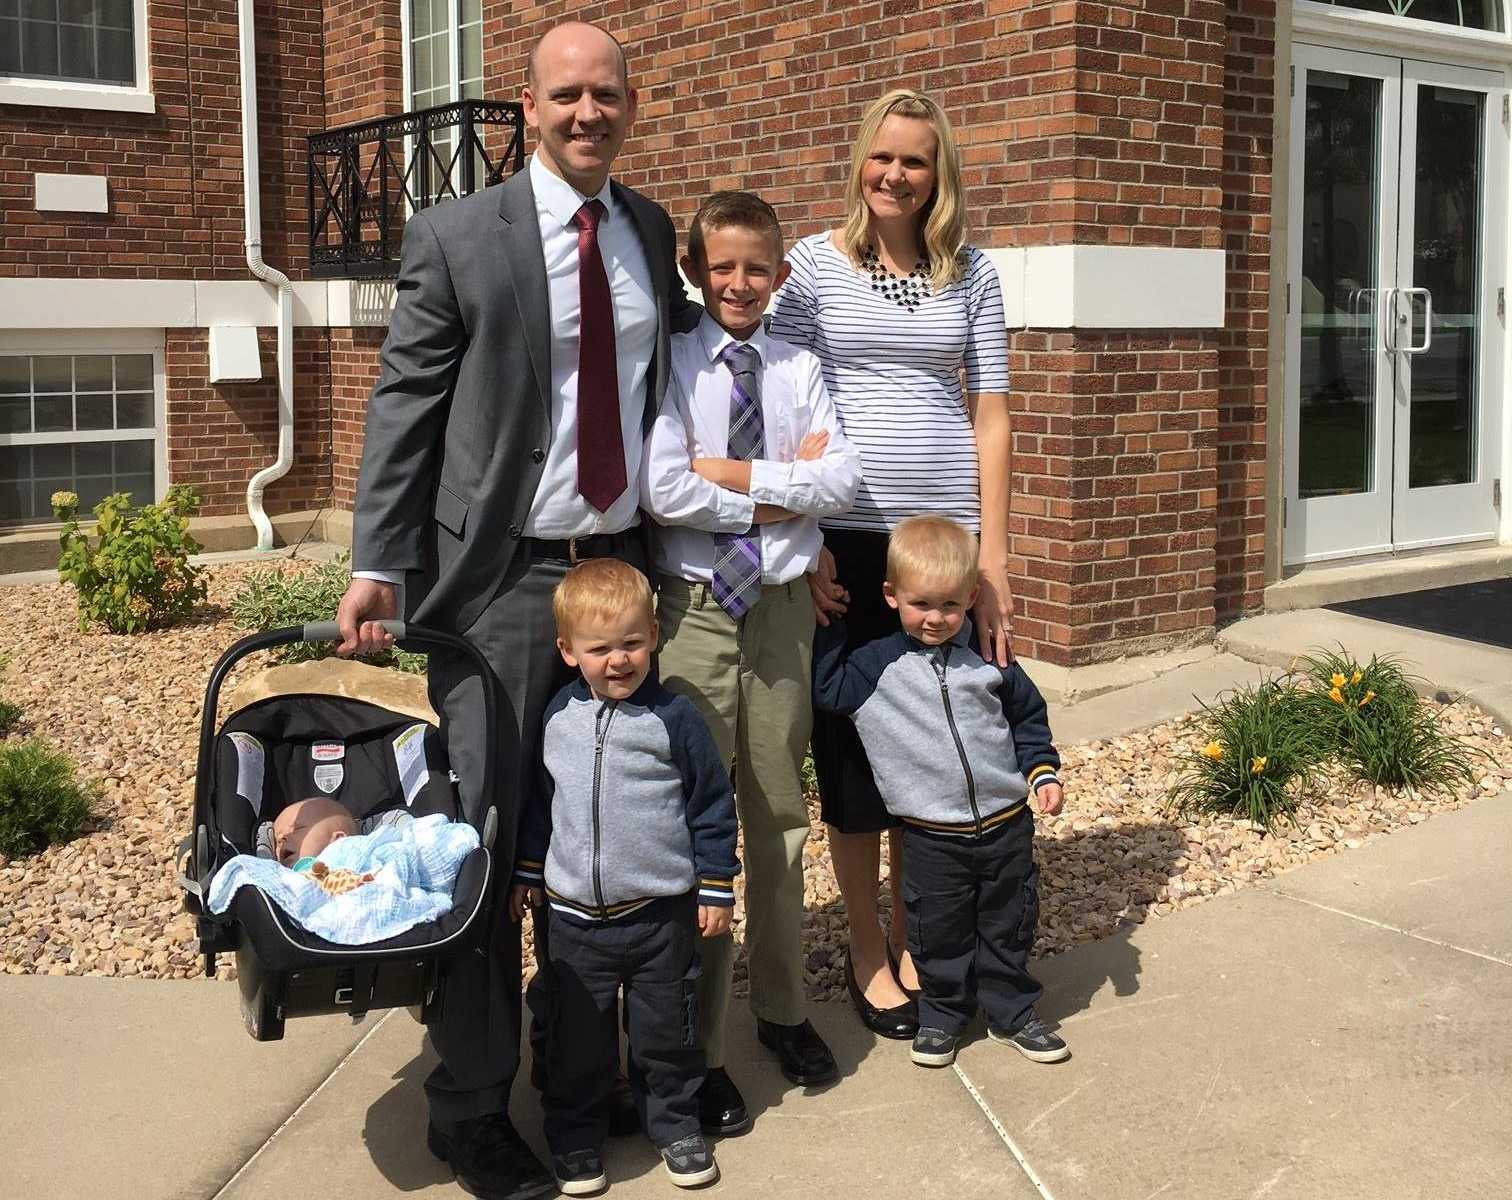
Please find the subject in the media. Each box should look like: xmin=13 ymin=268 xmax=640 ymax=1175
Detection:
xmin=910 ymin=1026 xmax=960 ymax=1067
xmin=552 ymin=1147 xmax=607 ymax=1195
xmin=660 ymin=1134 xmax=719 ymax=1188
xmin=989 ymin=1012 xmax=1069 ymax=1063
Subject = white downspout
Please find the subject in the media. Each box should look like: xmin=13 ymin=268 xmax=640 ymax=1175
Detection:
xmin=237 ymin=0 xmax=295 ymax=551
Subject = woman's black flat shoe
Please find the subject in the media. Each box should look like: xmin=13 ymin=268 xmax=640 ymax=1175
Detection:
xmin=845 ymin=950 xmax=918 ymax=1040
xmin=886 ymin=939 xmax=922 ymax=1003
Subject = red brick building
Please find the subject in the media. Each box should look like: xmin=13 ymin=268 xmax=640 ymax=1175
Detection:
xmin=3 ymin=2 xmax=1508 ymax=668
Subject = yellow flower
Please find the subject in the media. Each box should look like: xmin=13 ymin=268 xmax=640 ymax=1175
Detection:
xmin=1358 ymin=690 xmax=1375 ymax=708
xmin=1201 ymin=740 xmax=1223 ymax=761
xmin=1328 ymin=686 xmax=1345 ymax=704
xmin=1331 ymin=672 xmax=1348 ymax=689
xmin=1351 ymin=670 xmax=1363 ymax=685
xmin=1250 ymin=756 xmax=1267 ymax=774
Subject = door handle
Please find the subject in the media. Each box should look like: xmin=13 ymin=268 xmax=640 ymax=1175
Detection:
xmin=1379 ymin=286 xmax=1396 ymax=351
xmin=1397 ymin=286 xmax=1433 ymax=355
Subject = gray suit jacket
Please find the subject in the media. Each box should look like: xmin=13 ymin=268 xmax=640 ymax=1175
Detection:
xmin=352 ymin=167 xmax=700 ymax=635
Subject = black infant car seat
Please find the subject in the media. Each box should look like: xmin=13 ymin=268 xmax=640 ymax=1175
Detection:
xmin=178 ymin=621 xmax=500 ymax=1041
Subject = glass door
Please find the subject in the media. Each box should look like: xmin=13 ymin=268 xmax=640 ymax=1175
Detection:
xmin=1391 ymin=59 xmax=1506 ymax=549
xmin=1285 ymin=45 xmax=1505 ymax=565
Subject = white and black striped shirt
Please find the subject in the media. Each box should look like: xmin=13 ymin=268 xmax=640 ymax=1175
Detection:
xmin=768 ymin=232 xmax=1011 ymax=534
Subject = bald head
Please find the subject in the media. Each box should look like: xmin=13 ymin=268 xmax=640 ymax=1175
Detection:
xmin=521 ymin=20 xmax=637 ymax=196
xmin=527 ymin=21 xmax=628 ymax=91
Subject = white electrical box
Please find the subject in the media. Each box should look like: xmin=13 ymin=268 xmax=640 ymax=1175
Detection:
xmin=208 ymin=325 xmax=263 ymax=382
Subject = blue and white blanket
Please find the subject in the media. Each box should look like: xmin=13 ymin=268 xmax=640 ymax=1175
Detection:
xmin=206 ymin=813 xmax=480 ymax=944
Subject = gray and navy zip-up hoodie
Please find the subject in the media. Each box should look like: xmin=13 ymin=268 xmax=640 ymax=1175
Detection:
xmin=513 ymin=676 xmax=741 ymax=921
xmin=812 ymin=618 xmax=1061 ymax=836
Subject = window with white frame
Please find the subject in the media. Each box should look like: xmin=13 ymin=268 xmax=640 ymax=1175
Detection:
xmin=409 ymin=0 xmax=483 ymax=110
xmin=1315 ymin=0 xmax=1504 ymax=30
xmin=0 ymin=351 xmax=159 ymax=524
xmin=0 ymin=0 xmax=138 ymax=87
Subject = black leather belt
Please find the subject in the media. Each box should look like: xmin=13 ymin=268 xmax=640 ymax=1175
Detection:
xmin=522 ymin=528 xmax=638 ymax=563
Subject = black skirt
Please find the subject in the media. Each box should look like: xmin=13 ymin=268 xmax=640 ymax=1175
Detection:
xmin=811 ymin=528 xmax=901 ymax=833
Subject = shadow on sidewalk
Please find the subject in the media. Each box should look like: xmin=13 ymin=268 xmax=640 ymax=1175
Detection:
xmin=1033 ymin=820 xmax=1186 ymax=1027
xmin=361 ymin=1045 xmax=452 ymax=1192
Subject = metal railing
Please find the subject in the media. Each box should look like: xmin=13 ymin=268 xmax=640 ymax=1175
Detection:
xmin=307 ymin=99 xmax=526 ymax=279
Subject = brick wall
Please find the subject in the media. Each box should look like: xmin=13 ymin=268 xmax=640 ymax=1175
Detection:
xmin=0 ymin=0 xmax=323 ymax=279
xmin=1009 ymin=330 xmax=1218 ymax=667
xmin=165 ymin=327 xmax=331 ymax=516
xmin=323 ymin=0 xmax=404 ymax=127
xmin=1215 ymin=0 xmax=1276 ymax=620
xmin=475 ymin=1 xmax=1227 ymax=255
xmin=330 ymin=327 xmax=386 ymax=509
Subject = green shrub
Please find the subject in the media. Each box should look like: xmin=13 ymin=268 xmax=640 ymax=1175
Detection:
xmin=1167 ymin=680 xmax=1328 ymax=831
xmin=0 ymin=741 xmax=99 ymax=858
xmin=230 ymin=554 xmax=426 ymax=674
xmin=0 ymin=700 xmax=20 ymax=736
xmin=1297 ymin=648 xmax=1481 ymax=795
xmin=52 ymin=486 xmax=208 ymax=634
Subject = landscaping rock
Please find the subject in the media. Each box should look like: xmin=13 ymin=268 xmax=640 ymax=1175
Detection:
xmin=0 ymin=562 xmax=1507 ymax=996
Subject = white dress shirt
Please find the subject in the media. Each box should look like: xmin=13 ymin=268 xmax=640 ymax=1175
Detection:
xmin=641 ymin=314 xmax=861 ymax=586
xmin=356 ymin=153 xmax=657 ymax=589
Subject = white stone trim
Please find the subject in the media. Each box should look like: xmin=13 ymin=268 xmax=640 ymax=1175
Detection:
xmin=1294 ymin=2 xmax=1512 ymax=67
xmin=33 ymin=173 xmax=110 ymax=213
xmin=984 ymin=245 xmax=1226 ymax=330
xmin=1 ymin=248 xmax=1225 ymax=333
xmin=0 ymin=279 xmax=357 ymax=330
xmin=0 ymin=78 xmax=155 ymax=113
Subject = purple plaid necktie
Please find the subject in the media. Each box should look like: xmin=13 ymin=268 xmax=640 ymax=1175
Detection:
xmin=711 ymin=342 xmax=764 ymax=619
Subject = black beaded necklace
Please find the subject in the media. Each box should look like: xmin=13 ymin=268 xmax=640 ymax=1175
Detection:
xmin=860 ymin=244 xmax=930 ymax=312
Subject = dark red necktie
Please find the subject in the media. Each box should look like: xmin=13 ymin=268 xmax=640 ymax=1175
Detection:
xmin=572 ymin=199 xmax=626 ymax=511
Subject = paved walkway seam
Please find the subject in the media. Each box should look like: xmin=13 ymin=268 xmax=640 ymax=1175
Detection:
xmin=951 ymin=1062 xmax=1058 ymax=1200
xmin=209 ymin=1010 xmax=397 ymax=1200
xmin=1270 ymin=889 xmax=1512 ymax=969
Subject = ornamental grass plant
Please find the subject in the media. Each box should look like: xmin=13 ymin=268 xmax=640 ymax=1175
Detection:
xmin=0 ymin=740 xmax=99 ymax=858
xmin=1296 ymin=648 xmax=1482 ymax=796
xmin=1166 ymin=680 xmax=1329 ymax=831
xmin=230 ymin=554 xmax=426 ymax=674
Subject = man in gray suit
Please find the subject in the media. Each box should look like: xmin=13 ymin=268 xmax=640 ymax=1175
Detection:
xmin=336 ymin=22 xmax=698 ymax=1200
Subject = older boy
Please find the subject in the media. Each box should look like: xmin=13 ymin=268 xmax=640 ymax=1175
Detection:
xmin=510 ymin=560 xmax=739 ymax=1192
xmin=641 ymin=191 xmax=861 ymax=1127
xmin=812 ymin=516 xmax=1069 ymax=1069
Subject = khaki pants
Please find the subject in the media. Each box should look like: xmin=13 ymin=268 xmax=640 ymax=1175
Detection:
xmin=655 ymin=575 xmax=814 ymax=1069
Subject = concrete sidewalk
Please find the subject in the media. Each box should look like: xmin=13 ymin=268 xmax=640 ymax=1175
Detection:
xmin=5 ymin=607 xmax=1510 ymax=1199
xmin=193 ymin=795 xmax=1512 ymax=1200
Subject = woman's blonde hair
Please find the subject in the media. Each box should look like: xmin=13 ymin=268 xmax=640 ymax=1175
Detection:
xmin=840 ymin=89 xmax=967 ymax=291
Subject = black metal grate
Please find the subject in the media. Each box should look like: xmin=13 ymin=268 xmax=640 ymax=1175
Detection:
xmin=307 ymin=99 xmax=526 ymax=280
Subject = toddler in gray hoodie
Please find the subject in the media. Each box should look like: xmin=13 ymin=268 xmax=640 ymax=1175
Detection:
xmin=509 ymin=559 xmax=739 ymax=1194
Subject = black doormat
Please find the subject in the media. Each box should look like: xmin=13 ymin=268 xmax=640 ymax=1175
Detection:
xmin=1325 ymin=577 xmax=1512 ymax=650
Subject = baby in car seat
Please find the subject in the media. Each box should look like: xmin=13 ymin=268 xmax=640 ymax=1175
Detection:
xmin=273 ymin=797 xmax=359 ymax=871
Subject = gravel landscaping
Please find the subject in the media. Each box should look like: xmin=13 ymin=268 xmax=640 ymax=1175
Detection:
xmin=1 ymin=561 xmax=1507 ymax=995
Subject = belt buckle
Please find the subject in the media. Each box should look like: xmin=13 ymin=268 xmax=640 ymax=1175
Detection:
xmin=567 ymin=536 xmax=582 ymax=565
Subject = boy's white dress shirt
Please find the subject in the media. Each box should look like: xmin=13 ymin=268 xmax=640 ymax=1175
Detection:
xmin=642 ymin=314 xmax=861 ymax=586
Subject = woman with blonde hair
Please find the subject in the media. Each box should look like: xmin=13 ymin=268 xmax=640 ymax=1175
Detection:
xmin=770 ymin=88 xmax=1015 ymax=1037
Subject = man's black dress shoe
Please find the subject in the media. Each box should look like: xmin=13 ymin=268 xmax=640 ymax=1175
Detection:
xmin=697 ymin=1066 xmax=752 ymax=1135
xmin=427 ymin=1111 xmax=558 ymax=1200
xmin=755 ymin=1018 xmax=839 ymax=1086
xmin=846 ymin=950 xmax=918 ymax=1040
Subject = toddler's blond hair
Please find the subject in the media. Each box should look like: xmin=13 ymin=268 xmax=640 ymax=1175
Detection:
xmin=886 ymin=516 xmax=979 ymax=594
xmin=552 ymin=558 xmax=655 ymax=640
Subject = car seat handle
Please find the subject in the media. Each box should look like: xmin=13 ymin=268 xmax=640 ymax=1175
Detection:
xmin=302 ymin=619 xmax=407 ymax=643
